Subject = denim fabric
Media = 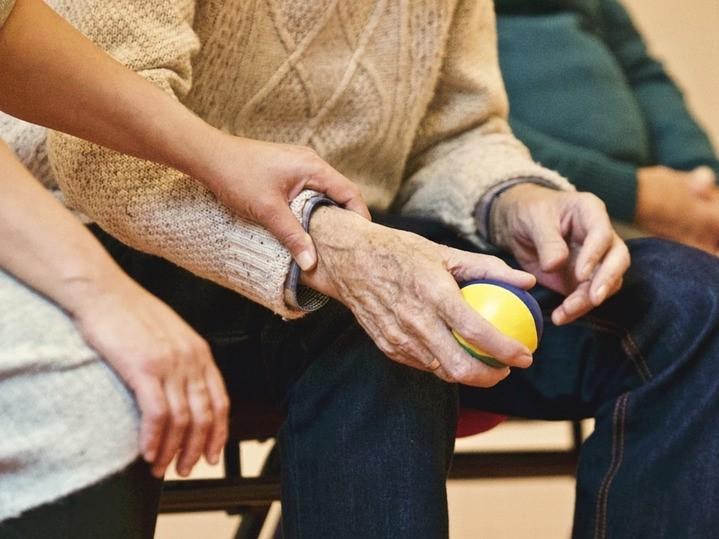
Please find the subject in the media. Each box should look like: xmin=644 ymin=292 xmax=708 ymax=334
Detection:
xmin=91 ymin=225 xmax=719 ymax=539
xmin=460 ymin=238 xmax=719 ymax=538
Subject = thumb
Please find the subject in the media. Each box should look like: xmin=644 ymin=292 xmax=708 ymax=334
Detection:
xmin=689 ymin=166 xmax=716 ymax=198
xmin=264 ymin=206 xmax=317 ymax=271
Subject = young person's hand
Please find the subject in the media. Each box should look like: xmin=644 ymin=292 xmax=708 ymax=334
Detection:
xmin=65 ymin=272 xmax=229 ymax=479
xmin=197 ymin=136 xmax=370 ymax=271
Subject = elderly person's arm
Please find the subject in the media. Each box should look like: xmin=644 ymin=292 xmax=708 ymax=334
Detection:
xmin=301 ymin=0 xmax=629 ymax=384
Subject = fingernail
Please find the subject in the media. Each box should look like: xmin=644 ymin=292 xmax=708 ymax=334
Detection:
xmin=581 ymin=263 xmax=594 ymax=281
xmin=144 ymin=449 xmax=156 ymax=463
xmin=208 ymin=453 xmax=220 ymax=465
xmin=296 ymin=250 xmax=315 ymax=271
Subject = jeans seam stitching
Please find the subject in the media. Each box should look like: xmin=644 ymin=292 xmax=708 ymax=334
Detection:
xmin=585 ymin=316 xmax=653 ymax=381
xmin=594 ymin=393 xmax=629 ymax=539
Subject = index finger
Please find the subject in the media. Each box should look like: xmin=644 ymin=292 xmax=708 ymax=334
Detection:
xmin=587 ymin=235 xmax=630 ymax=306
xmin=132 ymin=376 xmax=168 ymax=464
xmin=446 ymin=249 xmax=536 ymax=290
xmin=573 ymin=208 xmax=615 ymax=282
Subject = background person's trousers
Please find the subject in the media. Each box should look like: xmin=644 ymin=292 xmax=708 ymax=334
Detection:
xmin=5 ymin=219 xmax=719 ymax=539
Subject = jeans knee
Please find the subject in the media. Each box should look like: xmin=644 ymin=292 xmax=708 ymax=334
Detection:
xmin=624 ymin=238 xmax=719 ymax=320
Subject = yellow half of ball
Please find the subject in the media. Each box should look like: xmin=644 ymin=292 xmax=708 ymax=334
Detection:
xmin=452 ymin=283 xmax=539 ymax=359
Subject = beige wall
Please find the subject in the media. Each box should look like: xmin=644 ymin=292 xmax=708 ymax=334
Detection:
xmin=622 ymin=0 xmax=719 ymax=145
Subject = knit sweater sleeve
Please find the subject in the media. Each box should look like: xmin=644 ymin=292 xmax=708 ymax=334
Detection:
xmin=598 ymin=0 xmax=719 ymax=177
xmin=46 ymin=0 xmax=319 ymax=319
xmin=396 ymin=0 xmax=574 ymax=247
xmin=0 ymin=0 xmax=14 ymax=28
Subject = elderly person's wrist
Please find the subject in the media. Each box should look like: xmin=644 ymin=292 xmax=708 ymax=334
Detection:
xmin=476 ymin=178 xmax=567 ymax=248
xmin=299 ymin=205 xmax=376 ymax=299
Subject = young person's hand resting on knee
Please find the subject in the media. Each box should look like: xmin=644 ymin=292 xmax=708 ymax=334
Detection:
xmin=0 ymin=142 xmax=227 ymax=478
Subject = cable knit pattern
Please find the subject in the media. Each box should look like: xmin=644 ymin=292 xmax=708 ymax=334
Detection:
xmin=10 ymin=0 xmax=573 ymax=319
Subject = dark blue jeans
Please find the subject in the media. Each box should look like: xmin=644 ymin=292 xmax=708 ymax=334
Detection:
xmin=93 ymin=225 xmax=719 ymax=539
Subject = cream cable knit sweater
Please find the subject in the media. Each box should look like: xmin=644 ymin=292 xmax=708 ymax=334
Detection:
xmin=5 ymin=0 xmax=573 ymax=319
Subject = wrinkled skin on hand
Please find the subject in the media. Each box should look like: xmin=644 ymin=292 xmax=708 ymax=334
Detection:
xmin=301 ymin=206 xmax=537 ymax=387
xmin=490 ymin=184 xmax=631 ymax=326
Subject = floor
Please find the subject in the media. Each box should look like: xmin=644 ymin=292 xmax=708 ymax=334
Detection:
xmin=156 ymin=420 xmax=587 ymax=538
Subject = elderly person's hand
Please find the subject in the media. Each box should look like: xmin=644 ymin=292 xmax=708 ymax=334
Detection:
xmin=490 ymin=184 xmax=631 ymax=326
xmin=300 ymin=206 xmax=537 ymax=387
xmin=636 ymin=165 xmax=719 ymax=254
xmin=64 ymin=273 xmax=229 ymax=479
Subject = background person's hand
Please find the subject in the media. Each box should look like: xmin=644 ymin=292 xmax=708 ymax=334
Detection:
xmin=199 ymin=136 xmax=370 ymax=271
xmin=490 ymin=184 xmax=631 ymax=326
xmin=300 ymin=206 xmax=537 ymax=387
xmin=636 ymin=165 xmax=719 ymax=253
xmin=66 ymin=273 xmax=229 ymax=478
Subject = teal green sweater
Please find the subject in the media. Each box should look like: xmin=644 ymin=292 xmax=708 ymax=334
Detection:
xmin=496 ymin=0 xmax=719 ymax=221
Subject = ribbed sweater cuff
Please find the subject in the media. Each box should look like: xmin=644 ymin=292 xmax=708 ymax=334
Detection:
xmin=222 ymin=189 xmax=329 ymax=320
xmin=475 ymin=177 xmax=566 ymax=245
xmin=284 ymin=195 xmax=335 ymax=312
xmin=0 ymin=0 xmax=15 ymax=27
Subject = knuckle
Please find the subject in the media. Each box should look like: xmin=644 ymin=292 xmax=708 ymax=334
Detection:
xmin=139 ymin=351 xmax=170 ymax=374
xmin=383 ymin=325 xmax=406 ymax=348
xmin=195 ymin=410 xmax=212 ymax=429
xmin=250 ymin=198 xmax=275 ymax=221
xmin=215 ymin=396 xmax=230 ymax=416
xmin=172 ymin=410 xmax=191 ymax=429
xmin=193 ymin=337 xmax=212 ymax=359
xmin=147 ymin=404 xmax=169 ymax=424
xmin=445 ymin=360 xmax=472 ymax=382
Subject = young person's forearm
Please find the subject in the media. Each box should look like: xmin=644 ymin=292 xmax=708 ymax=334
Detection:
xmin=0 ymin=142 xmax=129 ymax=315
xmin=0 ymin=0 xmax=223 ymax=183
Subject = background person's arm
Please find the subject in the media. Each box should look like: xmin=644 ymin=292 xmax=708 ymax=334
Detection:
xmin=0 ymin=0 xmax=366 ymax=274
xmin=508 ymin=119 xmax=719 ymax=255
xmin=598 ymin=0 xmax=719 ymax=178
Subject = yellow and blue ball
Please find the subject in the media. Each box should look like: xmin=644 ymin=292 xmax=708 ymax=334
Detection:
xmin=453 ymin=279 xmax=543 ymax=368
